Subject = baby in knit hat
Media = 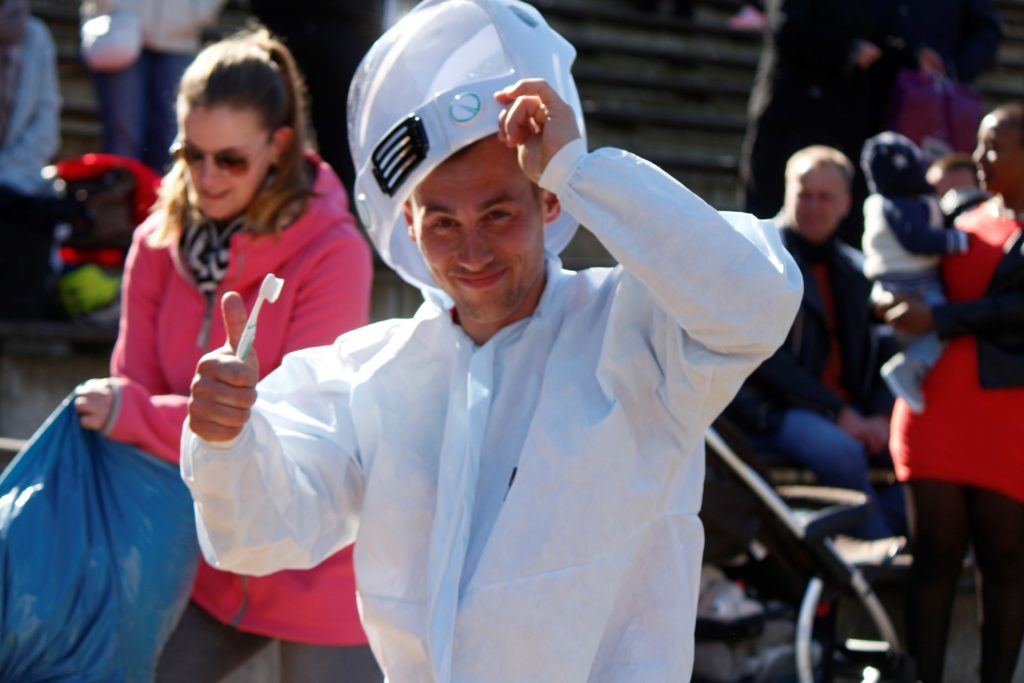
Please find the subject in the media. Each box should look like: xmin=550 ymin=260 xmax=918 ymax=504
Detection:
xmin=860 ymin=131 xmax=971 ymax=413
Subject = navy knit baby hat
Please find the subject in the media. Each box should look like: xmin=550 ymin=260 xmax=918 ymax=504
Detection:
xmin=861 ymin=131 xmax=932 ymax=196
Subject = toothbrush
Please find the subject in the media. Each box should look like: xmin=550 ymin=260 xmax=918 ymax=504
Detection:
xmin=236 ymin=273 xmax=285 ymax=360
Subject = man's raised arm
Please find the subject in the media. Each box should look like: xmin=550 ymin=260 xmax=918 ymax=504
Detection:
xmin=495 ymin=78 xmax=802 ymax=427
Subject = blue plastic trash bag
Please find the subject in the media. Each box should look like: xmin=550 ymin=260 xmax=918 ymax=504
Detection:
xmin=0 ymin=396 xmax=199 ymax=682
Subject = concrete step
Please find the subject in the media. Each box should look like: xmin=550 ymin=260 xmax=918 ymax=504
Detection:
xmin=536 ymin=0 xmax=762 ymax=51
xmin=568 ymin=29 xmax=759 ymax=72
xmin=583 ymin=102 xmax=745 ymax=169
xmin=574 ymin=64 xmax=752 ymax=104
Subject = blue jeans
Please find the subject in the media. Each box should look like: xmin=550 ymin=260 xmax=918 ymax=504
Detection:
xmin=89 ymin=49 xmax=194 ymax=172
xmin=756 ymin=408 xmax=906 ymax=540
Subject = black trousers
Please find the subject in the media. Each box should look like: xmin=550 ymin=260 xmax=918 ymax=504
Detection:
xmin=0 ymin=186 xmax=69 ymax=318
xmin=156 ymin=601 xmax=383 ymax=682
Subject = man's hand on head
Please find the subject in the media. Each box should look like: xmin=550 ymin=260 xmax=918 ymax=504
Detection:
xmin=495 ymin=78 xmax=581 ymax=183
xmin=187 ymin=291 xmax=260 ymax=443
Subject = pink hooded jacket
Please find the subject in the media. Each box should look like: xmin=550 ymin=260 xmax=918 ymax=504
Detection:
xmin=105 ymin=156 xmax=372 ymax=644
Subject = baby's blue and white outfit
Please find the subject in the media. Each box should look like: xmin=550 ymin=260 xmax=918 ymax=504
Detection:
xmin=861 ymin=132 xmax=969 ymax=391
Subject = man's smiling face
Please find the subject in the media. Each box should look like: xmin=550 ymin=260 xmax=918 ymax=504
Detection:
xmin=404 ymin=135 xmax=560 ymax=344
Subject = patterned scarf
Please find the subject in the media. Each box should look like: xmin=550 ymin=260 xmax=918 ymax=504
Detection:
xmin=180 ymin=216 xmax=246 ymax=348
xmin=180 ymin=216 xmax=246 ymax=299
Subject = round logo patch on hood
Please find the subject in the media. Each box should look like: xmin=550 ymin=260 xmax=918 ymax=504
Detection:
xmin=347 ymin=0 xmax=587 ymax=294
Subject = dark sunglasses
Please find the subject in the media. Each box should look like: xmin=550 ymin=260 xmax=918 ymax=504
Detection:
xmin=171 ymin=143 xmax=251 ymax=176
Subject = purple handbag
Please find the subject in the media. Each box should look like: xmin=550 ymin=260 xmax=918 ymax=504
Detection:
xmin=884 ymin=69 xmax=985 ymax=159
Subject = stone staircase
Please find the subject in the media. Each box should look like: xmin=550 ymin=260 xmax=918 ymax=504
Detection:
xmin=26 ymin=0 xmax=1024 ymax=318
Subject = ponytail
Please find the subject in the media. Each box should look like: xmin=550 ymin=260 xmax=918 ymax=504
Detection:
xmin=151 ymin=25 xmax=314 ymax=247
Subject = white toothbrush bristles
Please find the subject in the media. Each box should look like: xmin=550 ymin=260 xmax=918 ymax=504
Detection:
xmin=262 ymin=274 xmax=284 ymax=303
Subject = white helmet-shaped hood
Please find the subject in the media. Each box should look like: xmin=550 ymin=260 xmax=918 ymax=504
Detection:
xmin=348 ymin=0 xmax=585 ymax=292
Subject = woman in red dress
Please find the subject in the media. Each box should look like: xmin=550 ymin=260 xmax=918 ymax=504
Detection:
xmin=885 ymin=103 xmax=1024 ymax=683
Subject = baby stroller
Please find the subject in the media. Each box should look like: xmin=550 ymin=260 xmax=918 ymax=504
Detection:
xmin=700 ymin=418 xmax=916 ymax=683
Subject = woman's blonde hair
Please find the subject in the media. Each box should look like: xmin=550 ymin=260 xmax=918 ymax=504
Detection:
xmin=150 ymin=26 xmax=312 ymax=247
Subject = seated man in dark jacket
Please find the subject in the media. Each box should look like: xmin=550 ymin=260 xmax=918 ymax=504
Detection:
xmin=726 ymin=145 xmax=905 ymax=539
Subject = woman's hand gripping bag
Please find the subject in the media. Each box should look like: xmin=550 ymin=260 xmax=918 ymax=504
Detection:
xmin=0 ymin=397 xmax=199 ymax=682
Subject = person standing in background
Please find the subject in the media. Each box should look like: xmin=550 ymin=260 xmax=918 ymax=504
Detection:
xmin=883 ymin=103 xmax=1024 ymax=683
xmin=883 ymin=0 xmax=1001 ymax=87
xmin=869 ymin=0 xmax=1002 ymax=163
xmin=248 ymin=1 xmax=383 ymax=194
xmin=81 ymin=0 xmax=226 ymax=172
xmin=0 ymin=0 xmax=62 ymax=319
xmin=739 ymin=0 xmax=894 ymax=247
xmin=1 ymin=0 xmax=59 ymax=199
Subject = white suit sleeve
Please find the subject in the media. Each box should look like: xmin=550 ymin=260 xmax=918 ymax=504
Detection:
xmin=540 ymin=142 xmax=804 ymax=425
xmin=181 ymin=344 xmax=365 ymax=576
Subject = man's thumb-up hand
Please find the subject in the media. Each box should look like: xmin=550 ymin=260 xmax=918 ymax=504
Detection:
xmin=187 ymin=292 xmax=260 ymax=444
xmin=222 ymin=292 xmax=255 ymax=362
xmin=496 ymin=79 xmax=580 ymax=183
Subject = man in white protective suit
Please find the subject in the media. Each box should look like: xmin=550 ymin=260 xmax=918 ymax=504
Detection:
xmin=180 ymin=0 xmax=804 ymax=680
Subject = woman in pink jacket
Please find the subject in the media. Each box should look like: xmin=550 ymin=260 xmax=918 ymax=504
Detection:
xmin=73 ymin=28 xmax=380 ymax=681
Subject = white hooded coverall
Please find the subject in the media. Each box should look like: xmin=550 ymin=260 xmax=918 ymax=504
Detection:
xmin=181 ymin=140 xmax=803 ymax=681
